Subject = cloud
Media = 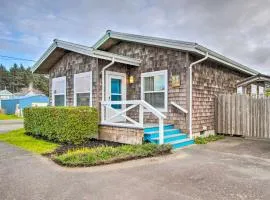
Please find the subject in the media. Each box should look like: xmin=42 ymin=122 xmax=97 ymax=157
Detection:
xmin=0 ymin=0 xmax=270 ymax=74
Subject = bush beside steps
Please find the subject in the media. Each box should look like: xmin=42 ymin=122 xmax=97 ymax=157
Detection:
xmin=23 ymin=106 xmax=98 ymax=144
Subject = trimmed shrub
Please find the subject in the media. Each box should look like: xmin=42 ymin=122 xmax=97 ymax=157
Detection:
xmin=24 ymin=107 xmax=98 ymax=144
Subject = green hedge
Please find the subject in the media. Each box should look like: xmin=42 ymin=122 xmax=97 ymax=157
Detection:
xmin=24 ymin=107 xmax=98 ymax=144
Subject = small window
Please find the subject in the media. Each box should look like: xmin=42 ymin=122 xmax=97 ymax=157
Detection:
xmin=141 ymin=70 xmax=168 ymax=112
xmin=74 ymin=72 xmax=92 ymax=106
xmin=52 ymin=76 xmax=66 ymax=106
xmin=251 ymin=84 xmax=257 ymax=97
xmin=259 ymin=86 xmax=264 ymax=97
xmin=237 ymin=86 xmax=243 ymax=94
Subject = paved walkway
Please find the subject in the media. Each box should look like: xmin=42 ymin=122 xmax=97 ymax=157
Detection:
xmin=1 ymin=136 xmax=270 ymax=200
xmin=0 ymin=120 xmax=24 ymax=133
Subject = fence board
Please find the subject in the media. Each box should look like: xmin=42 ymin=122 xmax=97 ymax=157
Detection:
xmin=216 ymin=94 xmax=270 ymax=139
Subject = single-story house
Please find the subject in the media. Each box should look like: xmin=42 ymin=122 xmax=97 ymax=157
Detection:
xmin=14 ymin=87 xmax=45 ymax=97
xmin=32 ymin=30 xmax=259 ymax=149
xmin=236 ymin=73 xmax=270 ymax=97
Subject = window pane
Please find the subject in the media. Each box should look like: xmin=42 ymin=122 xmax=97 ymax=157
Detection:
xmin=144 ymin=75 xmax=165 ymax=92
xmin=54 ymin=95 xmax=65 ymax=106
xmin=111 ymin=78 xmax=121 ymax=94
xmin=145 ymin=92 xmax=164 ymax=108
xmin=77 ymin=93 xmax=90 ymax=106
xmin=111 ymin=94 xmax=122 ymax=109
xmin=144 ymin=77 xmax=154 ymax=91
xmin=154 ymin=75 xmax=165 ymax=91
xmin=75 ymin=73 xmax=91 ymax=93
xmin=53 ymin=78 xmax=65 ymax=94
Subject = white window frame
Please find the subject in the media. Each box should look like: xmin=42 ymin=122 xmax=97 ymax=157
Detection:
xmin=141 ymin=70 xmax=168 ymax=112
xmin=73 ymin=71 xmax=92 ymax=106
xmin=52 ymin=76 xmax=66 ymax=106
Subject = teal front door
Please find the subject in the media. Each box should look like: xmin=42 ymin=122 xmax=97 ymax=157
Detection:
xmin=106 ymin=71 xmax=126 ymax=122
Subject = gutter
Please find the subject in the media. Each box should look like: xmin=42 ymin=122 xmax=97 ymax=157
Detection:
xmin=188 ymin=52 xmax=209 ymax=139
xmin=101 ymin=57 xmax=115 ymax=122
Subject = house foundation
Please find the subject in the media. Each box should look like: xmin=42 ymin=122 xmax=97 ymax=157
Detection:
xmin=99 ymin=125 xmax=144 ymax=145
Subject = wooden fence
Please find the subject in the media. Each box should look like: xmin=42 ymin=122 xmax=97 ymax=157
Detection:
xmin=216 ymin=94 xmax=270 ymax=139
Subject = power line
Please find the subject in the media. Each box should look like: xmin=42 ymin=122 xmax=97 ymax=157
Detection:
xmin=0 ymin=55 xmax=36 ymax=62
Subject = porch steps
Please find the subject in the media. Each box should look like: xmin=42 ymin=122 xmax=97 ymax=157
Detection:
xmin=143 ymin=124 xmax=194 ymax=150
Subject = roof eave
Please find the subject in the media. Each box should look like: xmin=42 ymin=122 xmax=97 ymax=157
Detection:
xmin=93 ymin=31 xmax=258 ymax=76
xmin=32 ymin=39 xmax=141 ymax=73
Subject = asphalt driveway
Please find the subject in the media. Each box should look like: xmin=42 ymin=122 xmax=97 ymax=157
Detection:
xmin=0 ymin=120 xmax=24 ymax=133
xmin=1 ymin=136 xmax=270 ymax=200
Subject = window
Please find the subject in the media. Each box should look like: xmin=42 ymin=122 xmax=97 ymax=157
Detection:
xmin=237 ymin=86 xmax=243 ymax=94
xmin=141 ymin=70 xmax=168 ymax=112
xmin=259 ymin=86 xmax=264 ymax=97
xmin=74 ymin=72 xmax=92 ymax=106
xmin=52 ymin=76 xmax=66 ymax=106
xmin=251 ymin=84 xmax=257 ymax=97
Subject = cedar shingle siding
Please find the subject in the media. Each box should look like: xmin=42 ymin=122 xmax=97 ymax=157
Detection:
xmin=48 ymin=42 xmax=249 ymax=135
xmin=108 ymin=42 xmax=189 ymax=131
xmin=190 ymin=54 xmax=249 ymax=134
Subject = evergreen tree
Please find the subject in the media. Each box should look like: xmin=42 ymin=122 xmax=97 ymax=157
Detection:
xmin=0 ymin=63 xmax=49 ymax=95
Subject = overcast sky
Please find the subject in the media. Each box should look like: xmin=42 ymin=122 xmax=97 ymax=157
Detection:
xmin=0 ymin=0 xmax=270 ymax=74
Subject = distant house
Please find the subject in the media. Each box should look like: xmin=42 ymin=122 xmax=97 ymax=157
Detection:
xmin=236 ymin=73 xmax=270 ymax=97
xmin=1 ymin=95 xmax=49 ymax=116
xmin=14 ymin=83 xmax=45 ymax=97
xmin=31 ymin=30 xmax=260 ymax=149
xmin=14 ymin=88 xmax=45 ymax=97
xmin=0 ymin=88 xmax=14 ymax=108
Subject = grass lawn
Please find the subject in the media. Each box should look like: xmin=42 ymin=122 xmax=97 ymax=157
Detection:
xmin=0 ymin=129 xmax=59 ymax=154
xmin=54 ymin=143 xmax=172 ymax=167
xmin=0 ymin=113 xmax=22 ymax=120
xmin=195 ymin=134 xmax=225 ymax=144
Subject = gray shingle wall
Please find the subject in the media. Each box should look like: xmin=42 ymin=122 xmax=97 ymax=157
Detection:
xmin=108 ymin=42 xmax=189 ymax=131
xmin=190 ymin=54 xmax=249 ymax=134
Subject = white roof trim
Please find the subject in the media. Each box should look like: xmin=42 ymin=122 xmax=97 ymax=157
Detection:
xmin=32 ymin=39 xmax=141 ymax=73
xmin=93 ymin=31 xmax=259 ymax=76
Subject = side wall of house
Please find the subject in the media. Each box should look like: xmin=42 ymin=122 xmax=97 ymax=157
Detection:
xmin=190 ymin=54 xmax=250 ymax=136
xmin=49 ymin=52 xmax=100 ymax=107
xmin=48 ymin=52 xmax=130 ymax=109
xmin=108 ymin=42 xmax=189 ymax=131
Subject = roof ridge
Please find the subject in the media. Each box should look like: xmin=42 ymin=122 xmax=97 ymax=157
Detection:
xmin=93 ymin=30 xmax=259 ymax=75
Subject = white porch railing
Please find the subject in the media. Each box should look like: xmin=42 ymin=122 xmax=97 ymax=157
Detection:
xmin=101 ymin=100 xmax=166 ymax=144
xmin=171 ymin=101 xmax=188 ymax=114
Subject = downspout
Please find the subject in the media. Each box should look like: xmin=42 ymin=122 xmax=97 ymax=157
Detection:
xmin=101 ymin=57 xmax=115 ymax=122
xmin=188 ymin=52 xmax=208 ymax=139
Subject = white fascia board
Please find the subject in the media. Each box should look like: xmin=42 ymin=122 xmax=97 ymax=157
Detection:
xmin=94 ymin=31 xmax=259 ymax=76
xmin=31 ymin=43 xmax=57 ymax=73
xmin=92 ymin=49 xmax=141 ymax=66
xmin=110 ymin=32 xmax=196 ymax=52
xmin=32 ymin=39 xmax=141 ymax=73
xmin=56 ymin=40 xmax=140 ymax=66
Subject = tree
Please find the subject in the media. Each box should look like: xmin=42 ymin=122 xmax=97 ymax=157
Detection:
xmin=266 ymin=89 xmax=270 ymax=97
xmin=0 ymin=63 xmax=49 ymax=95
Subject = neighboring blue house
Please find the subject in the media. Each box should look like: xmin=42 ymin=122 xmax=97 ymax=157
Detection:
xmin=1 ymin=95 xmax=49 ymax=115
xmin=0 ymin=89 xmax=14 ymax=108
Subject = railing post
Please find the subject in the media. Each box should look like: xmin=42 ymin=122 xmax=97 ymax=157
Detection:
xmin=159 ymin=117 xmax=164 ymax=144
xmin=139 ymin=104 xmax=144 ymax=127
